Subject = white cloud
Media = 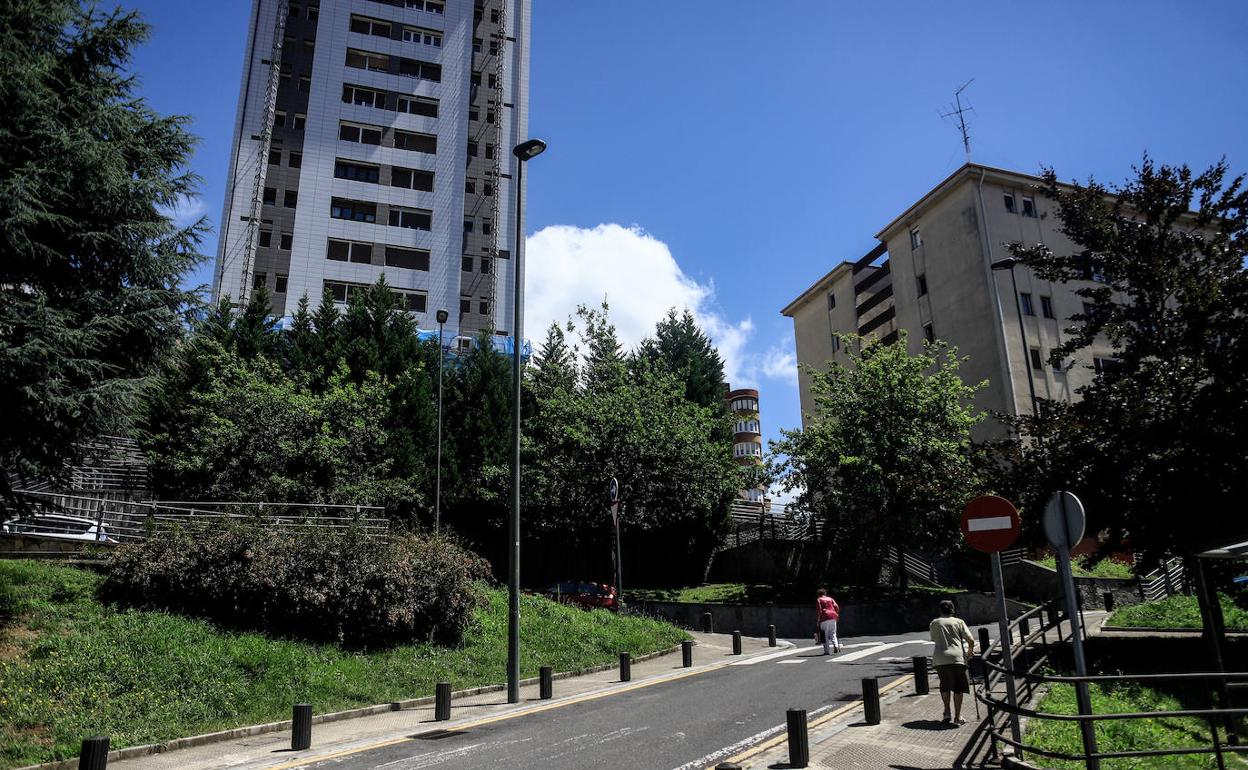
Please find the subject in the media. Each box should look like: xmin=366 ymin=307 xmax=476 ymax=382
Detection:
xmin=161 ymin=195 xmax=208 ymax=229
xmin=526 ymin=223 xmax=775 ymax=388
xmin=761 ymin=338 xmax=798 ymax=385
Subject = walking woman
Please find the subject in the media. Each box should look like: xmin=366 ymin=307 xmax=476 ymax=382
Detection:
xmin=816 ymin=588 xmax=840 ymax=654
xmin=929 ymin=599 xmax=976 ymax=725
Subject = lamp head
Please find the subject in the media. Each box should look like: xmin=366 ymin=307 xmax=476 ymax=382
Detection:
xmin=512 ymin=138 xmax=547 ymax=161
xmin=990 ymin=257 xmax=1019 ymax=271
xmin=436 ymin=309 xmax=449 ymax=324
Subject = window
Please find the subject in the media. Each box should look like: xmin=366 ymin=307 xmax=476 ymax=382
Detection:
xmin=489 ymin=41 xmax=498 ymax=56
xmin=258 ymin=230 xmax=272 ymax=248
xmin=916 ymin=274 xmax=928 ymax=297
xmin=401 ymin=291 xmax=427 ymax=313
xmin=391 ymin=130 xmax=436 ymax=155
xmin=1078 ymin=257 xmax=1107 ymax=283
xmin=349 ymin=15 xmax=391 ymax=37
xmin=909 ymin=227 xmax=922 ymax=249
xmin=385 ymin=246 xmax=430 ymax=270
xmin=482 ymin=219 xmax=492 ymax=235
xmin=485 ymin=144 xmax=495 ymax=159
xmin=1082 ymin=302 xmax=1097 ymax=320
xmin=471 ymin=71 xmax=481 ymax=87
xmin=472 ymin=38 xmax=482 ymax=54
xmin=397 ymin=96 xmax=438 ymax=117
xmin=463 ymin=219 xmax=474 ymax=233
xmin=1052 ymin=358 xmax=1064 ymax=373
xmin=263 ymin=187 xmax=277 ymax=205
xmin=253 ymin=272 xmax=267 ymax=289
xmin=307 ymin=6 xmax=317 ymax=22
xmin=1022 ymin=195 xmax=1037 ymax=218
xmin=334 ymin=160 xmax=380 ymax=183
xmin=274 ymin=110 xmax=286 ymax=128
xmin=491 ymin=8 xmax=499 ymax=23
xmin=283 ymin=190 xmax=298 ymax=208
xmin=461 ymin=256 xmax=473 ymax=271
xmin=1030 ymin=348 xmax=1043 ymax=370
xmin=288 ymin=3 xmax=300 ymax=18
xmin=397 ymin=56 xmax=441 ymax=82
xmin=407 ymin=0 xmax=443 ymax=13
xmin=298 ymin=76 xmax=311 ymax=92
xmin=342 ymin=84 xmax=386 ymax=109
xmin=478 ymin=299 xmax=489 ymax=314
xmin=274 ymin=274 xmax=288 ymax=293
xmin=302 ymin=39 xmax=314 ymax=54
xmin=483 ymin=182 xmax=493 ymax=196
xmin=339 ymin=121 xmax=382 ymax=145
xmin=467 ymin=141 xmax=478 ymax=157
xmin=460 ymin=297 xmax=470 ymax=314
xmin=403 ymin=27 xmax=441 ymax=46
xmin=1003 ymin=192 xmax=1016 ymax=213
xmin=346 ymin=49 xmax=389 ymax=73
xmin=293 ymin=113 xmax=306 ymax=130
xmin=280 ymin=232 xmax=293 ymax=250
xmin=1040 ymin=295 xmax=1055 ymax=319
xmin=390 ymin=167 xmax=433 ymax=191
xmin=830 ymin=335 xmax=840 ymax=353
xmin=486 ymin=108 xmax=496 ymax=124
xmin=326 ymin=238 xmax=372 ymax=263
xmin=488 ymin=73 xmax=498 ymax=88
xmin=923 ymin=322 xmax=935 ymax=343
xmin=480 ymin=258 xmax=490 ymax=274
xmin=388 ymin=207 xmax=431 ymax=230
xmin=1094 ymin=357 xmax=1121 ymax=375
xmin=1019 ymin=292 xmax=1035 ymax=316
xmin=268 ymin=149 xmax=282 ymax=165
xmin=465 ymin=177 xmax=476 ymax=194
xmin=288 ymin=151 xmax=302 ymax=168
xmin=330 ymin=198 xmax=377 ymax=223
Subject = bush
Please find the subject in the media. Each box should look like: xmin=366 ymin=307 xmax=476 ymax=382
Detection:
xmin=99 ymin=525 xmax=489 ymax=647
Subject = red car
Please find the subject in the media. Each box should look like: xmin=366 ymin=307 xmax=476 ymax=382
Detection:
xmin=545 ymin=581 xmax=619 ymax=611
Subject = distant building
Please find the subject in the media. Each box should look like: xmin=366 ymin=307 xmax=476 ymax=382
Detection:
xmin=781 ymin=163 xmax=1119 ymax=438
xmin=725 ymin=387 xmax=765 ymax=504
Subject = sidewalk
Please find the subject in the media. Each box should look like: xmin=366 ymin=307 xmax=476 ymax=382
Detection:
xmin=50 ymin=631 xmax=779 ymax=770
xmin=738 ymin=673 xmax=996 ymax=770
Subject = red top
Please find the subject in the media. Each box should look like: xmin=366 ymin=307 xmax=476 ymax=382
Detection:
xmin=817 ymin=595 xmax=839 ymax=621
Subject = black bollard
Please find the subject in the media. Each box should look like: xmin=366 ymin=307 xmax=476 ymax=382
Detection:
xmin=786 ymin=708 xmax=810 ymax=767
xmin=702 ymin=612 xmax=714 ymax=634
xmin=768 ymin=624 xmax=777 ymax=647
xmin=912 ymin=655 xmax=929 ymax=695
xmin=435 ymin=682 xmax=452 ymax=721
xmin=79 ymin=736 xmax=109 ymax=770
xmin=1020 ymin=615 xmax=1031 ymax=639
xmin=619 ymin=652 xmax=631 ymax=682
xmin=291 ymin=704 xmax=312 ymax=751
xmin=539 ymin=666 xmax=553 ymax=700
xmin=978 ymin=627 xmax=991 ymax=657
xmin=682 ymin=639 xmax=694 ymax=668
xmin=1103 ymin=591 xmax=1115 ymax=613
xmin=732 ymin=630 xmax=742 ymax=655
xmin=862 ymin=677 xmax=881 ymax=725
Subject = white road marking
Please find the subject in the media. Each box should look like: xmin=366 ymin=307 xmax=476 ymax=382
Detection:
xmin=830 ymin=640 xmax=931 ymax=662
xmin=967 ymin=515 xmax=1014 ymax=531
xmin=668 ymin=703 xmax=837 ymax=770
xmin=730 ymin=641 xmax=880 ymax=666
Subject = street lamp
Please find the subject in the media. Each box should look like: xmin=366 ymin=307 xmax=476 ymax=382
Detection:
xmin=434 ymin=308 xmax=449 ymax=535
xmin=507 ymin=137 xmax=546 ymax=705
xmin=990 ymin=257 xmax=1040 ymax=417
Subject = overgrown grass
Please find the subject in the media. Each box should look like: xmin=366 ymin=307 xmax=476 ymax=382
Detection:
xmin=1109 ymin=593 xmax=1248 ymax=632
xmin=1035 ymin=555 xmax=1136 ymax=580
xmin=1025 ymin=680 xmax=1248 ymax=769
xmin=628 ymin=582 xmax=960 ymax=605
xmin=0 ymin=560 xmax=687 ymax=769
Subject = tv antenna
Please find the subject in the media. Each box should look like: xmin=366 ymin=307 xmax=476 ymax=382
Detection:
xmin=940 ymin=78 xmax=975 ymax=163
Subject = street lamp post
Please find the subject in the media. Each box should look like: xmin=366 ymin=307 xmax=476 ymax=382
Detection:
xmin=434 ymin=308 xmax=449 ymax=535
xmin=507 ymin=138 xmax=546 ymax=704
xmin=990 ymin=257 xmax=1040 ymax=417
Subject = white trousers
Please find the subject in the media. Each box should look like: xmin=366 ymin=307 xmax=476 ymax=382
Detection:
xmin=820 ymin=619 xmax=839 ymax=653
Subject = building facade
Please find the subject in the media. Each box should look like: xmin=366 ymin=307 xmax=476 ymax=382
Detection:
xmin=212 ymin=0 xmax=531 ymax=342
xmin=782 ymin=163 xmax=1118 ymax=436
xmin=726 ymin=387 xmax=765 ymax=504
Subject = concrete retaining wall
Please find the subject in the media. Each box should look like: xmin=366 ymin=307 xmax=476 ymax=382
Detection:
xmin=639 ymin=591 xmax=1029 ymax=638
xmin=1002 ymin=559 xmax=1143 ymax=608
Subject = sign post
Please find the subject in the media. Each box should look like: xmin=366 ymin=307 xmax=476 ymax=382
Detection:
xmin=1043 ymin=491 xmax=1099 ymax=770
xmin=961 ymin=495 xmax=1023 ymax=756
xmin=609 ymin=477 xmax=622 ymax=607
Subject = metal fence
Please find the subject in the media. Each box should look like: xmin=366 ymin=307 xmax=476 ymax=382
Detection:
xmin=719 ymin=502 xmax=824 ymax=550
xmin=976 ymin=600 xmax=1247 ymax=768
xmin=2 ymin=490 xmax=389 ymax=545
xmin=1141 ymin=556 xmax=1188 ymax=601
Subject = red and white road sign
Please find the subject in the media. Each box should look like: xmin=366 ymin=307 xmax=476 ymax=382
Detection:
xmin=961 ymin=495 xmax=1021 ymax=553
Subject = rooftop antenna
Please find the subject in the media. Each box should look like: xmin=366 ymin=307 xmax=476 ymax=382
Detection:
xmin=940 ymin=78 xmax=975 ymax=164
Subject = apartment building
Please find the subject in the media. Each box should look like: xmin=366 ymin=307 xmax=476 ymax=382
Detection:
xmin=726 ymin=387 xmax=766 ymax=504
xmin=782 ymin=163 xmax=1118 ymax=436
xmin=212 ymin=0 xmax=530 ymax=341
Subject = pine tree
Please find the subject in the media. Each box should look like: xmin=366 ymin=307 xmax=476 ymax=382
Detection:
xmin=578 ymin=302 xmax=625 ymax=394
xmin=310 ymin=288 xmax=343 ymax=385
xmin=638 ymin=309 xmax=727 ymax=409
xmin=283 ymin=295 xmax=316 ymax=376
xmin=0 ymin=1 xmax=203 ymax=488
xmin=231 ymin=286 xmax=278 ymax=360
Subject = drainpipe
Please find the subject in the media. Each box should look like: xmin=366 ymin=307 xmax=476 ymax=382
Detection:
xmin=975 ymin=168 xmax=1022 ymax=418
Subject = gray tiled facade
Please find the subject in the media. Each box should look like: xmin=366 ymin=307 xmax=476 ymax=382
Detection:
xmin=212 ymin=0 xmax=530 ymax=341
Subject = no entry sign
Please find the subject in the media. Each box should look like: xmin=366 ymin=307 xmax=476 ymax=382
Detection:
xmin=961 ymin=495 xmax=1021 ymax=553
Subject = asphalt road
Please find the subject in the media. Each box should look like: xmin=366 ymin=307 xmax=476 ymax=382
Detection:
xmin=288 ymin=625 xmax=995 ymax=770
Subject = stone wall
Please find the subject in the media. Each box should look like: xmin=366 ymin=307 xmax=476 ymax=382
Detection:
xmin=1002 ymin=559 xmax=1144 ymax=609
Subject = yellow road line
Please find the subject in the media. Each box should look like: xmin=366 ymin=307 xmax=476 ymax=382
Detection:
xmin=724 ymin=673 xmax=912 ymax=765
xmin=267 ymin=663 xmax=725 ymax=770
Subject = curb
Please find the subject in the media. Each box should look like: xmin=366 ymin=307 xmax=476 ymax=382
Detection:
xmin=16 ymin=643 xmax=694 ymax=770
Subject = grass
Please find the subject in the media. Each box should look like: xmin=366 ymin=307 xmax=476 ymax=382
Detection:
xmin=1035 ymin=555 xmax=1136 ymax=580
xmin=0 ymin=559 xmax=687 ymax=769
xmin=1025 ymin=680 xmax=1248 ymax=769
xmin=1108 ymin=593 xmax=1248 ymax=632
xmin=627 ymin=581 xmax=961 ymax=605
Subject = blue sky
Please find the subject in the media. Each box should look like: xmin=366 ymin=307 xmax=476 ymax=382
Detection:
xmin=124 ymin=0 xmax=1248 ymax=457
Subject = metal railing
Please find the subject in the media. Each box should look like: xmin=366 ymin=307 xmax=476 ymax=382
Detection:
xmin=884 ymin=545 xmax=943 ymax=587
xmin=976 ymin=599 xmax=1247 ymax=768
xmin=718 ymin=502 xmax=824 ymax=549
xmin=1141 ymin=556 xmax=1188 ymax=601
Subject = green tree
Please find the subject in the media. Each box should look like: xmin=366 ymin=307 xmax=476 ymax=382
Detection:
xmin=636 ymin=309 xmax=727 ymax=410
xmin=771 ymin=333 xmax=986 ymax=588
xmin=0 ymin=1 xmax=203 ymax=490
